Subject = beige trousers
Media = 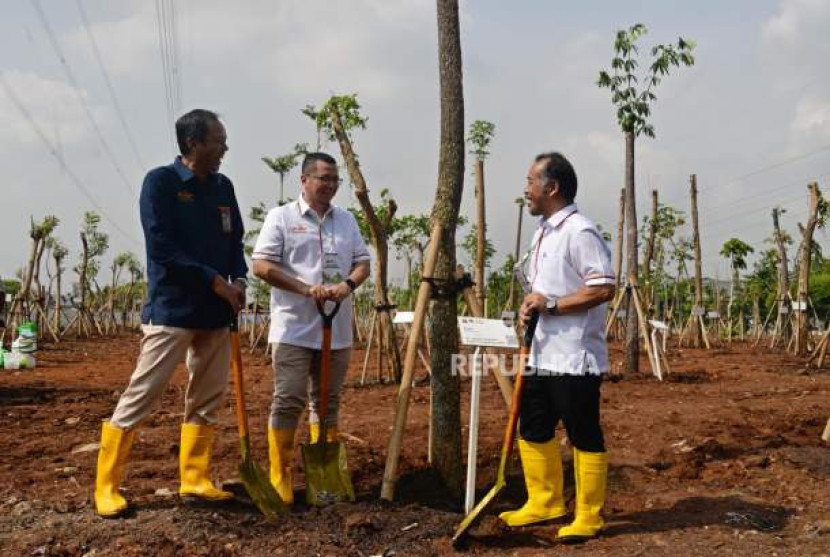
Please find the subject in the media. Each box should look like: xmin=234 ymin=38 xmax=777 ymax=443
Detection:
xmin=270 ymin=342 xmax=351 ymax=430
xmin=110 ymin=324 xmax=230 ymax=430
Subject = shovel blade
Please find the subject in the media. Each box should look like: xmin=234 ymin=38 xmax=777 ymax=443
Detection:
xmin=238 ymin=459 xmax=289 ymax=520
xmin=301 ymin=441 xmax=355 ymax=507
xmin=451 ymin=478 xmax=505 ymax=548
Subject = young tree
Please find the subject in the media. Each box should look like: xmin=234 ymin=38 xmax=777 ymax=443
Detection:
xmin=461 ymin=223 xmax=496 ymax=312
xmin=303 ymin=94 xmax=403 ymax=382
xmin=45 ymin=237 xmax=68 ymax=333
xmin=428 ymin=0 xmax=466 ymax=496
xmin=597 ymin=23 xmax=695 ymax=372
xmin=262 ymin=143 xmax=308 ymax=206
xmin=467 ymin=119 xmax=496 ymax=311
xmin=720 ymin=238 xmax=754 ymax=341
xmin=74 ymin=212 xmax=109 ymax=337
xmin=11 ymin=215 xmax=59 ymax=332
xmin=794 ymin=183 xmax=828 ymax=354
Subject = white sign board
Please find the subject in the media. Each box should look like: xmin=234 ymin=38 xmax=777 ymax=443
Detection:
xmin=458 ymin=317 xmax=519 ymax=349
xmin=500 ymin=311 xmax=516 ymax=326
xmin=393 ymin=311 xmax=415 ymax=325
xmin=616 ymin=310 xmax=627 ymax=318
xmin=779 ymin=306 xmax=790 ymax=314
xmin=649 ymin=320 xmax=669 ymax=331
xmin=707 ymin=311 xmax=720 ymax=319
xmin=692 ymin=307 xmax=706 ymax=317
xmin=792 ymin=301 xmax=807 ymax=311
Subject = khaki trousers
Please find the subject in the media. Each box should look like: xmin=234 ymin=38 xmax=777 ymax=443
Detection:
xmin=110 ymin=325 xmax=230 ymax=430
xmin=270 ymin=342 xmax=350 ymax=430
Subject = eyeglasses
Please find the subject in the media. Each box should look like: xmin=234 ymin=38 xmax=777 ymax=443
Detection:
xmin=307 ymin=174 xmax=343 ymax=186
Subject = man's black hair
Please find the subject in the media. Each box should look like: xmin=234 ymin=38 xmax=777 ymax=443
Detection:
xmin=301 ymin=152 xmax=337 ymax=174
xmin=536 ymin=152 xmax=578 ymax=202
xmin=176 ymin=109 xmax=221 ymax=156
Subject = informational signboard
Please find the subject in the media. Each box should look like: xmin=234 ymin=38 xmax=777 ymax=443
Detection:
xmin=792 ymin=301 xmax=807 ymax=311
xmin=692 ymin=307 xmax=706 ymax=317
xmin=616 ymin=310 xmax=627 ymax=318
xmin=649 ymin=320 xmax=669 ymax=331
xmin=392 ymin=311 xmax=415 ymax=325
xmin=458 ymin=317 xmax=519 ymax=348
xmin=707 ymin=311 xmax=720 ymax=319
xmin=779 ymin=306 xmax=790 ymax=314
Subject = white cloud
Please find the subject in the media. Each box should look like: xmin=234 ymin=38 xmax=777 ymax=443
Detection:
xmin=762 ymin=0 xmax=830 ymax=45
xmin=0 ymin=70 xmax=98 ymax=147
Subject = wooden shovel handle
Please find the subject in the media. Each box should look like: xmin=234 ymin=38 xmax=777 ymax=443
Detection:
xmin=500 ymin=313 xmax=538 ymax=459
xmin=230 ymin=320 xmax=249 ymax=440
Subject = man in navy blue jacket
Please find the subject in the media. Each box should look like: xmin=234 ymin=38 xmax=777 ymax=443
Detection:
xmin=94 ymin=109 xmax=247 ymax=517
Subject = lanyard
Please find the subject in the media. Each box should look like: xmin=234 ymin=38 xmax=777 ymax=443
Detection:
xmin=530 ymin=226 xmax=546 ymax=288
xmin=298 ymin=202 xmax=336 ymax=261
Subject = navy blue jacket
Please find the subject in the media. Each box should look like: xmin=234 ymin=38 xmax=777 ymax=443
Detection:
xmin=140 ymin=157 xmax=247 ymax=329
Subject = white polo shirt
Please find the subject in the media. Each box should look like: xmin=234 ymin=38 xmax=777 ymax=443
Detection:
xmin=524 ymin=203 xmax=615 ymax=375
xmin=251 ymin=197 xmax=371 ymax=350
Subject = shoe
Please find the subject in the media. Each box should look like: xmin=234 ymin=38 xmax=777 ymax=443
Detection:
xmin=94 ymin=421 xmax=135 ymax=518
xmin=498 ymin=438 xmax=567 ymax=527
xmin=178 ymin=423 xmax=233 ymax=501
xmin=268 ymin=427 xmax=296 ymax=504
xmin=557 ymin=449 xmax=607 ymax=542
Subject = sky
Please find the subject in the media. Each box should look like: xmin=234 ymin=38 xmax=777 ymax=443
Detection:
xmin=2 ymin=0 xmax=830 ymax=287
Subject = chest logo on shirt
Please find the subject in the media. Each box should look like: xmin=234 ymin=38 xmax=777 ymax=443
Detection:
xmin=218 ymin=206 xmax=232 ymax=233
xmin=177 ymin=191 xmax=195 ymax=203
xmin=290 ymin=223 xmax=310 ymax=234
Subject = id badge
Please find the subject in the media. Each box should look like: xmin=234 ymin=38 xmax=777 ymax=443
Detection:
xmin=218 ymin=207 xmax=232 ymax=233
xmin=322 ymin=252 xmax=343 ymax=284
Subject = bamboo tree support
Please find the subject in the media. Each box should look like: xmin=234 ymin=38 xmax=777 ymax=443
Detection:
xmin=360 ymin=309 xmax=378 ymax=385
xmin=381 ymin=224 xmax=442 ymax=501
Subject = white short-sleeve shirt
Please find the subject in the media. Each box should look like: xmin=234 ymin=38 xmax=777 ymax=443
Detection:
xmin=251 ymin=197 xmax=371 ymax=350
xmin=524 ymin=203 xmax=615 ymax=375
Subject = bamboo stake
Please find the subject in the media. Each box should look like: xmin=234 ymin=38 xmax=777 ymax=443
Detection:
xmin=381 ymin=224 xmax=443 ymax=501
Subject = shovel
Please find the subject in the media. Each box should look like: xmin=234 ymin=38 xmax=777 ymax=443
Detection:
xmin=230 ymin=319 xmax=289 ymax=519
xmin=452 ymin=311 xmax=540 ymax=548
xmin=301 ymin=300 xmax=356 ymax=507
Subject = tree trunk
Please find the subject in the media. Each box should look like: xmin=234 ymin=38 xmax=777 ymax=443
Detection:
xmin=474 ymin=157 xmax=487 ymax=314
xmin=624 ymin=131 xmax=639 ymax=372
xmin=642 ymin=189 xmax=658 ymax=283
xmin=329 ymin=108 xmax=403 ymax=382
xmin=54 ymin=257 xmax=62 ymax=334
xmin=429 ymin=0 xmax=465 ymax=498
xmin=795 ymin=183 xmax=820 ymax=355
xmin=506 ymin=199 xmax=524 ymax=310
xmin=772 ymin=207 xmax=791 ymax=346
xmin=690 ymin=174 xmax=704 ymax=348
xmin=613 ymin=188 xmax=625 ymax=289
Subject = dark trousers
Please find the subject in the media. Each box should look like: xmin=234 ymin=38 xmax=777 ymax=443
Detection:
xmin=518 ymin=371 xmax=605 ymax=453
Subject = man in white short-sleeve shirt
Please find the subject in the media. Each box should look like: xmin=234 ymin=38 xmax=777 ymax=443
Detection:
xmin=499 ymin=152 xmax=615 ymax=543
xmin=251 ymin=152 xmax=370 ymax=504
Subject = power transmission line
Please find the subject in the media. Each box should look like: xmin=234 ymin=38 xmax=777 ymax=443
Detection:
xmin=0 ymin=73 xmax=142 ymax=248
xmin=155 ymin=0 xmax=182 ymax=149
xmin=29 ymin=0 xmax=136 ymax=197
xmin=75 ymin=0 xmax=145 ymax=171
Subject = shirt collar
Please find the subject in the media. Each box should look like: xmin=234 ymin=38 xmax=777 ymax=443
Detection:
xmin=298 ymin=194 xmax=334 ymax=220
xmin=542 ymin=203 xmax=579 ymax=230
xmin=172 ymin=156 xmax=195 ymax=182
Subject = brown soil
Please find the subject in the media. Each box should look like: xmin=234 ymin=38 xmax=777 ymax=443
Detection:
xmin=1 ymin=335 xmax=829 ymax=556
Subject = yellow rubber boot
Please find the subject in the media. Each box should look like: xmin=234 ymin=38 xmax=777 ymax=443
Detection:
xmin=557 ymin=449 xmax=607 ymax=542
xmin=178 ymin=423 xmax=233 ymax=501
xmin=94 ymin=421 xmax=135 ymax=518
xmin=499 ymin=438 xmax=567 ymax=526
xmin=309 ymin=423 xmax=338 ymax=443
xmin=268 ymin=427 xmax=296 ymax=505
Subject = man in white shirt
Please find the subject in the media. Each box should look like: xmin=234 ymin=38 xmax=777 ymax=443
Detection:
xmin=499 ymin=152 xmax=615 ymax=543
xmin=251 ymin=152 xmax=370 ymax=505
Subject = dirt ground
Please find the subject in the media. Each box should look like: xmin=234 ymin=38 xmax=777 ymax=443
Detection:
xmin=1 ymin=333 xmax=829 ymax=556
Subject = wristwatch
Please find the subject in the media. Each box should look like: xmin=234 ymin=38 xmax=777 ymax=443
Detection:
xmin=345 ymin=278 xmax=357 ymax=292
xmin=545 ymin=296 xmax=559 ymax=315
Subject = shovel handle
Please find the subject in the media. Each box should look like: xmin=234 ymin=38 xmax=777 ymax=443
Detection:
xmin=498 ymin=312 xmax=539 ymax=467
xmin=315 ymin=301 xmax=340 ymax=436
xmin=230 ymin=319 xmax=250 ymax=443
